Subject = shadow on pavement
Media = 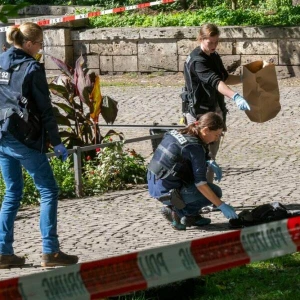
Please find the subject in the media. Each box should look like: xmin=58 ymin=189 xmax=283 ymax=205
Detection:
xmin=223 ymin=167 xmax=262 ymax=175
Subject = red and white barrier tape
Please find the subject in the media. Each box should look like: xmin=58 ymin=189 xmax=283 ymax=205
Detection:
xmin=0 ymin=0 xmax=175 ymax=33
xmin=0 ymin=216 xmax=299 ymax=299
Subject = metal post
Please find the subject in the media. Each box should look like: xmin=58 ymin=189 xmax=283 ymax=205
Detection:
xmin=73 ymin=146 xmax=83 ymax=197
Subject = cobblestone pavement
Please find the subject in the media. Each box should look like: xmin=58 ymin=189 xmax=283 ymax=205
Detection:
xmin=1 ymin=79 xmax=300 ymax=280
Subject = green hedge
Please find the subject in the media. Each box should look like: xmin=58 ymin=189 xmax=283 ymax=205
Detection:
xmin=88 ymin=5 xmax=300 ymax=27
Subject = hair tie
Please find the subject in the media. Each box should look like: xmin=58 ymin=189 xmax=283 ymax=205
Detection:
xmin=194 ymin=121 xmax=199 ymax=125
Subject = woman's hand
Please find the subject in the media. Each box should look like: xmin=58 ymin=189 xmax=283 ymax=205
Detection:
xmin=218 ymin=203 xmax=238 ymax=219
xmin=232 ymin=93 xmax=251 ymax=111
xmin=207 ymin=160 xmax=222 ymax=182
xmin=54 ymin=143 xmax=68 ymax=161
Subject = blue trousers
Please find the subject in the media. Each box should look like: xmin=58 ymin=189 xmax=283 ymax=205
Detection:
xmin=176 ymin=183 xmax=222 ymax=218
xmin=0 ymin=133 xmax=59 ymax=254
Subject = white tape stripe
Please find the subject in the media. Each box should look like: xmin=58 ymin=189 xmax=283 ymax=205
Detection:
xmin=102 ymin=9 xmax=114 ymax=15
xmin=18 ymin=264 xmax=90 ymax=300
xmin=241 ymin=219 xmax=297 ymax=262
xmin=125 ymin=5 xmax=138 ymax=10
xmin=137 ymin=240 xmax=199 ymax=288
xmin=150 ymin=1 xmax=164 ymax=6
xmin=49 ymin=17 xmax=64 ymax=24
xmin=76 ymin=14 xmax=88 ymax=19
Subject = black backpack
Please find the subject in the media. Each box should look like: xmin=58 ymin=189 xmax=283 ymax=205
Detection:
xmin=229 ymin=202 xmax=294 ymax=228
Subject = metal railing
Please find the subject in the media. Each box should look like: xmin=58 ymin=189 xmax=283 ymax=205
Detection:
xmin=46 ymin=125 xmax=184 ymax=197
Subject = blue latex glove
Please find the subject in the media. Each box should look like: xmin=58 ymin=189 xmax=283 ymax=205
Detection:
xmin=207 ymin=160 xmax=222 ymax=182
xmin=232 ymin=93 xmax=250 ymax=111
xmin=218 ymin=203 xmax=238 ymax=219
xmin=54 ymin=143 xmax=68 ymax=162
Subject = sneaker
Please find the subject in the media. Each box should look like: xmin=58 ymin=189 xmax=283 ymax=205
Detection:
xmin=181 ymin=215 xmax=211 ymax=227
xmin=160 ymin=206 xmax=186 ymax=231
xmin=0 ymin=254 xmax=25 ymax=269
xmin=41 ymin=251 xmax=79 ymax=267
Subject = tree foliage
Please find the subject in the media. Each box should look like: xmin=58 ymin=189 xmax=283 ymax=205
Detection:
xmin=0 ymin=3 xmax=28 ymax=23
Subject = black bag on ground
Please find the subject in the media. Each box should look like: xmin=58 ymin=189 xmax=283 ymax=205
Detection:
xmin=229 ymin=202 xmax=293 ymax=228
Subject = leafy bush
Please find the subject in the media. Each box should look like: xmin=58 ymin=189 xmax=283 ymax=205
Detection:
xmin=50 ymin=157 xmax=76 ymax=198
xmin=83 ymin=137 xmax=147 ymax=195
xmin=0 ymin=157 xmax=75 ymax=206
xmin=0 ymin=140 xmax=147 ymax=206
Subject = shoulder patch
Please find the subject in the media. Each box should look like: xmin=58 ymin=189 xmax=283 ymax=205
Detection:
xmin=0 ymin=69 xmax=11 ymax=85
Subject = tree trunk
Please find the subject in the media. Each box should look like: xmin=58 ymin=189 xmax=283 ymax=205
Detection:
xmin=231 ymin=0 xmax=238 ymax=10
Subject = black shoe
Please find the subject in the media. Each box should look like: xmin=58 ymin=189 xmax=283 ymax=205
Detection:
xmin=41 ymin=251 xmax=78 ymax=267
xmin=160 ymin=206 xmax=186 ymax=230
xmin=181 ymin=215 xmax=211 ymax=227
xmin=0 ymin=254 xmax=25 ymax=269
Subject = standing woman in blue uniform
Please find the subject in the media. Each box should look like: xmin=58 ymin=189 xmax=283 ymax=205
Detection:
xmin=0 ymin=22 xmax=78 ymax=268
xmin=147 ymin=112 xmax=238 ymax=230
xmin=182 ymin=23 xmax=250 ymax=182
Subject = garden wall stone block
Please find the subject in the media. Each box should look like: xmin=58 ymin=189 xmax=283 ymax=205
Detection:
xmin=71 ymin=28 xmax=140 ymax=41
xmin=140 ymin=27 xmax=199 ymax=39
xmin=236 ymin=40 xmax=277 ymax=55
xmin=43 ymin=29 xmax=72 ymax=46
xmin=84 ymin=55 xmax=100 ymax=69
xmin=90 ymin=41 xmax=137 ymax=56
xmin=278 ymin=41 xmax=300 ymax=65
xmin=44 ymin=46 xmax=73 ymax=70
xmin=138 ymin=41 xmax=177 ymax=72
xmin=100 ymin=56 xmax=113 ymax=73
xmin=73 ymin=42 xmax=90 ymax=56
xmin=221 ymin=55 xmax=241 ymax=72
xmin=113 ymin=56 xmax=138 ymax=72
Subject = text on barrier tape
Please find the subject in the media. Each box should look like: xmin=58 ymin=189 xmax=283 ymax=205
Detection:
xmin=0 ymin=216 xmax=299 ymax=299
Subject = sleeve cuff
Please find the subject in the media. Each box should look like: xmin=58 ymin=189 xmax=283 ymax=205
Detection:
xmin=195 ymin=181 xmax=207 ymax=187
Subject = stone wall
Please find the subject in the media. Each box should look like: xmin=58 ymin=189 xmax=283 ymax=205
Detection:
xmin=42 ymin=25 xmax=300 ymax=78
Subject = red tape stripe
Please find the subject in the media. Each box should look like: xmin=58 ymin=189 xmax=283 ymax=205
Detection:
xmin=113 ymin=7 xmax=126 ymax=13
xmin=88 ymin=11 xmax=101 ymax=18
xmin=0 ymin=278 xmax=21 ymax=300
xmin=137 ymin=3 xmax=151 ymax=8
xmin=191 ymin=230 xmax=250 ymax=275
xmin=36 ymin=20 xmax=50 ymax=26
xmin=287 ymin=216 xmax=300 ymax=250
xmin=62 ymin=15 xmax=76 ymax=22
xmin=80 ymin=252 xmax=147 ymax=299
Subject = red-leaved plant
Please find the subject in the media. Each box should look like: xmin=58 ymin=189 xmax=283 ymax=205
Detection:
xmin=48 ymin=54 xmax=119 ymax=148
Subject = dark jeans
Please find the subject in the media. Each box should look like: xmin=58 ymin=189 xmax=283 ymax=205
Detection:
xmin=175 ymin=183 xmax=222 ymax=218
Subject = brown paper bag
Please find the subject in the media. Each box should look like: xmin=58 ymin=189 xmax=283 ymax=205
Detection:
xmin=243 ymin=60 xmax=281 ymax=123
